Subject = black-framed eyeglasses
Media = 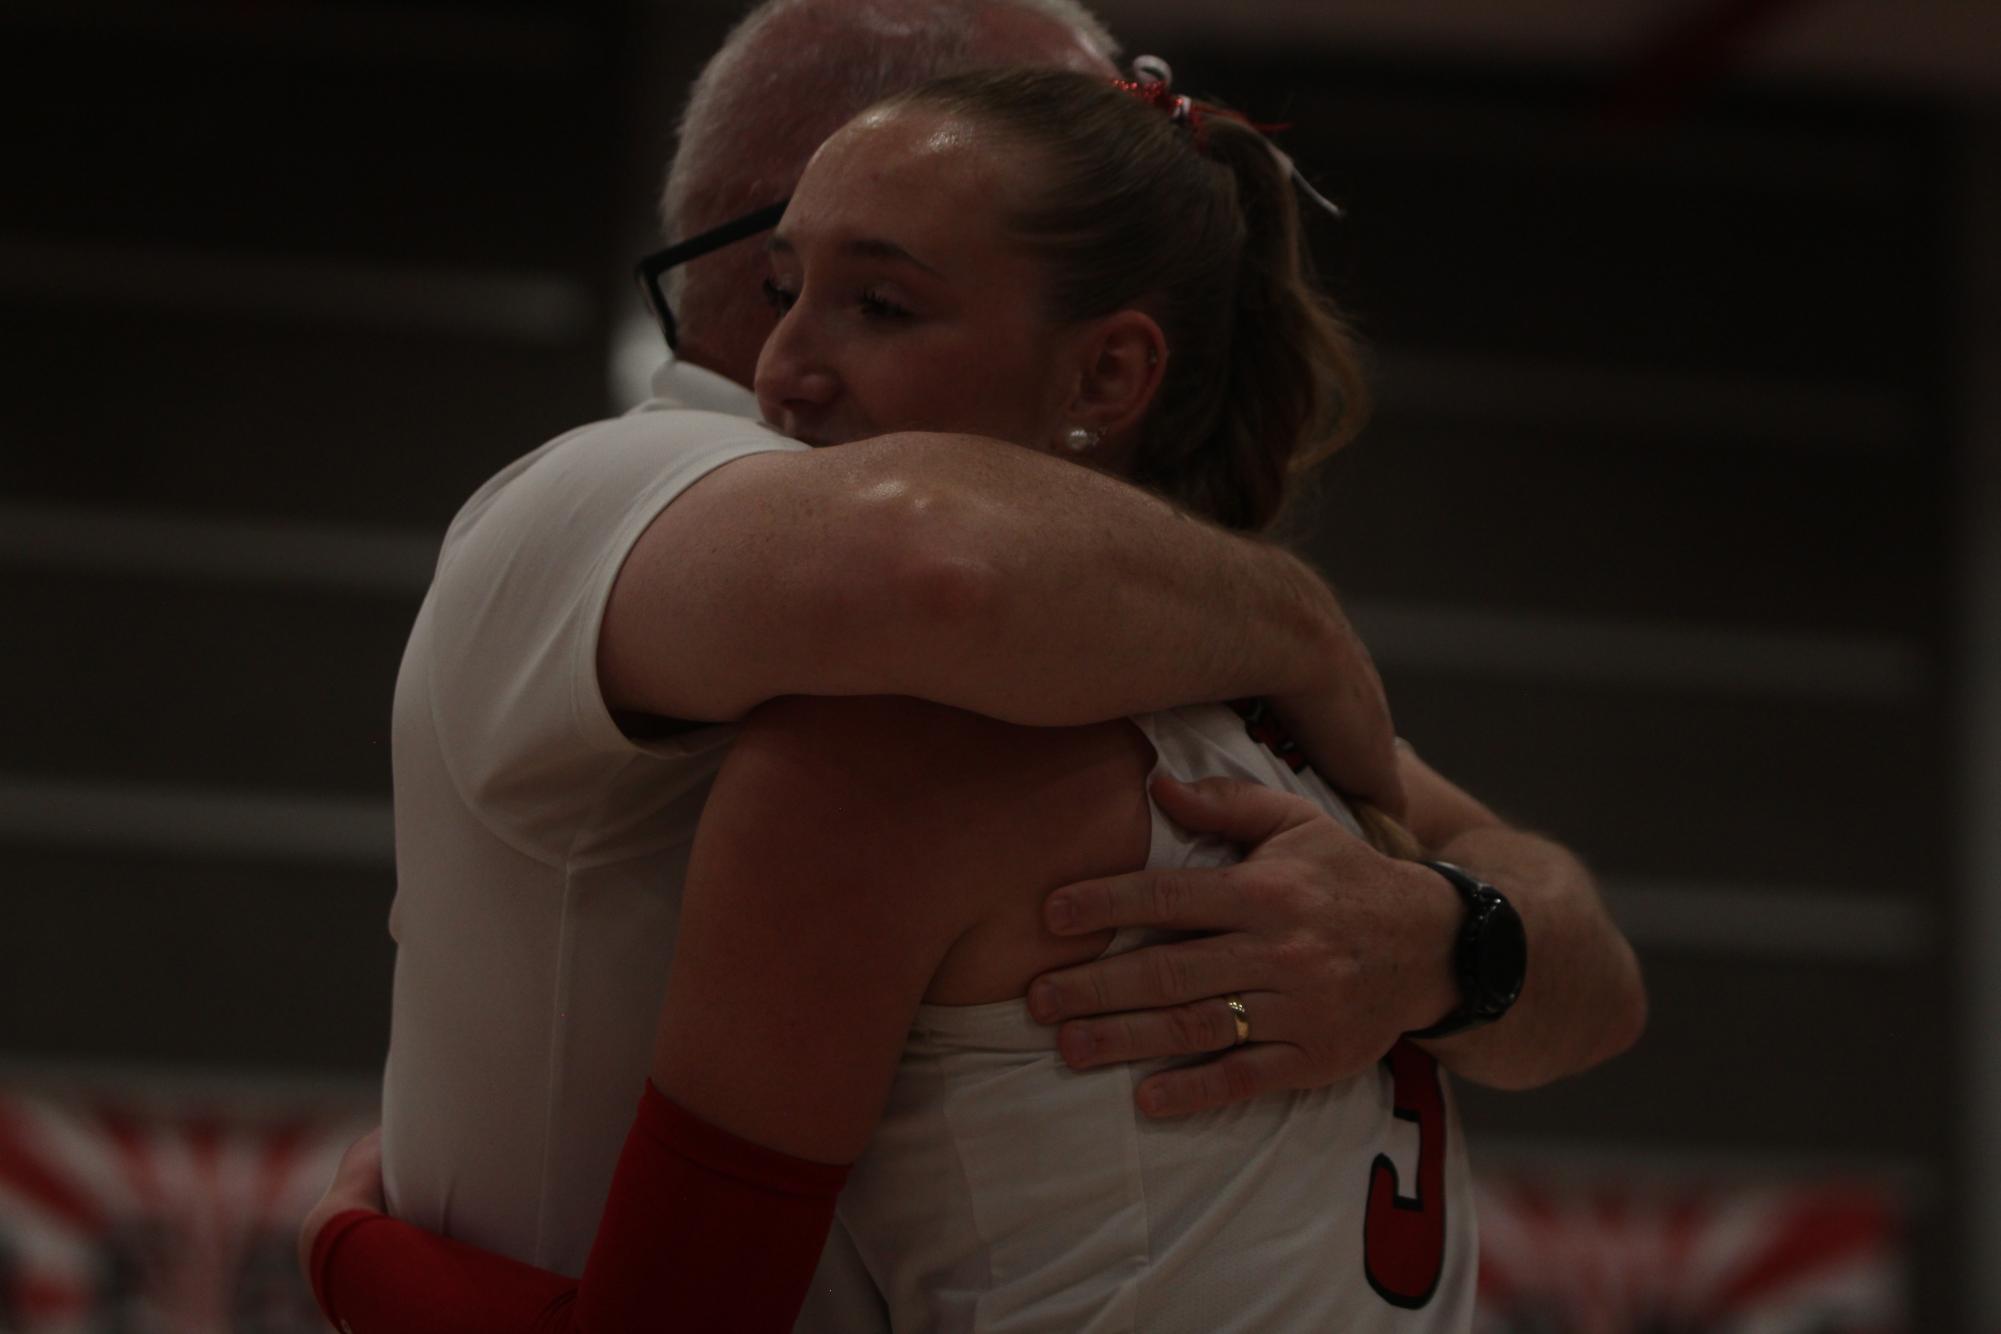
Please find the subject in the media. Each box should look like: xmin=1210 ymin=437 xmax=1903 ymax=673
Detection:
xmin=634 ymin=199 xmax=790 ymax=351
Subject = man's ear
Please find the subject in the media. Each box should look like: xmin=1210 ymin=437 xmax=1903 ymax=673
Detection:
xmin=1066 ymin=310 xmax=1167 ymax=440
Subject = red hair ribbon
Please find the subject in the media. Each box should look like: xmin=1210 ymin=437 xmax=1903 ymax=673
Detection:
xmin=1113 ymin=57 xmax=1288 ymax=149
xmin=1113 ymin=55 xmax=1341 ymax=219
xmin=1112 ymin=76 xmax=1193 ymax=126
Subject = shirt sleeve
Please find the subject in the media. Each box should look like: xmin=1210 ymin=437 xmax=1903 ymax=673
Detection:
xmin=416 ymin=410 xmax=803 ymax=861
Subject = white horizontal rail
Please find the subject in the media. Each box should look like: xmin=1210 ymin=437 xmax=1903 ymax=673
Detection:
xmin=0 ymin=502 xmax=438 ymax=596
xmin=0 ymin=776 xmax=392 ymax=869
xmin=1469 ymin=1132 xmax=1935 ymax=1199
xmin=1350 ymin=600 xmax=1925 ymax=703
xmin=0 ymin=1057 xmax=379 ymax=1106
xmin=1375 ymin=349 xmax=1910 ymax=449
xmin=1601 ymin=878 xmax=1933 ymax=964
xmin=0 ymin=503 xmax=1925 ymax=704
xmin=4 ymin=1 xmax=589 ymax=74
xmin=0 ymin=775 xmax=1936 ymax=967
xmin=0 ymin=236 xmax=596 ymax=344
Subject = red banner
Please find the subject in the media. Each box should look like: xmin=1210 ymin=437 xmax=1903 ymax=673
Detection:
xmin=1474 ymin=1170 xmax=1904 ymax=1334
xmin=0 ymin=1082 xmax=1909 ymax=1333
xmin=0 ymin=1083 xmax=367 ymax=1333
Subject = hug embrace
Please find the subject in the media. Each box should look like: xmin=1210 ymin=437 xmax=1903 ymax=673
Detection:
xmin=301 ymin=3 xmax=1645 ymax=1331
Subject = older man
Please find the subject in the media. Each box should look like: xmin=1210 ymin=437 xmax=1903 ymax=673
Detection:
xmin=365 ymin=0 xmax=1642 ymax=1329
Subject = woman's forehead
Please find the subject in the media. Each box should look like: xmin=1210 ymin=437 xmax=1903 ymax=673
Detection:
xmin=788 ymin=106 xmax=1025 ymax=242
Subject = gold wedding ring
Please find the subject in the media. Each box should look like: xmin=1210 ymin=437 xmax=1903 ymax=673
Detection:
xmin=1224 ymin=994 xmax=1251 ymax=1046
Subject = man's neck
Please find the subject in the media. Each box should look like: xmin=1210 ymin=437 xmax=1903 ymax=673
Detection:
xmin=650 ymin=345 xmax=761 ymax=418
xmin=675 ymin=336 xmax=753 ymax=393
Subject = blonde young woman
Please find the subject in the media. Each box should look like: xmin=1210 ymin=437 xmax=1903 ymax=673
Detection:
xmin=305 ymin=67 xmax=1510 ymax=1332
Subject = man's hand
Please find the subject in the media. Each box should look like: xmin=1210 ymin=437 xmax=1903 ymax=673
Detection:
xmin=1269 ymin=628 xmax=1405 ymax=819
xmin=1029 ymin=749 xmax=1648 ymax=1113
xmin=1025 ymin=775 xmax=1462 ymax=1118
xmin=297 ymin=1126 xmax=385 ymax=1285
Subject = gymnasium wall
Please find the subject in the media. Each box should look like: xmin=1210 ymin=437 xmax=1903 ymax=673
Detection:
xmin=0 ymin=2 xmax=1992 ymax=1329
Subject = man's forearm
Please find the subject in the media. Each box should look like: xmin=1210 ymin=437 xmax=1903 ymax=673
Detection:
xmin=856 ymin=433 xmax=1347 ymax=724
xmin=844 ymin=435 xmax=1402 ymax=809
xmin=1415 ymin=825 xmax=1646 ymax=1090
xmin=610 ymin=430 xmax=1396 ymax=806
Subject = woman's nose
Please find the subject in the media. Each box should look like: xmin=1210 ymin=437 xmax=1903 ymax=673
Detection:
xmin=753 ymin=306 xmax=839 ymax=423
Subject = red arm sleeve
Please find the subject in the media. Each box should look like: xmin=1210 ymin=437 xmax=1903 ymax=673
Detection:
xmin=311 ymin=1080 xmax=850 ymax=1334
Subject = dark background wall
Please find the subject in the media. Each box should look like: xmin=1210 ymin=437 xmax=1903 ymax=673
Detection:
xmin=2 ymin=1 xmax=1996 ymax=1329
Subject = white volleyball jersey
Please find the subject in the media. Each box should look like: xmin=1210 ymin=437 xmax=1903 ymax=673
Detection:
xmin=836 ymin=703 xmax=1478 ymax=1333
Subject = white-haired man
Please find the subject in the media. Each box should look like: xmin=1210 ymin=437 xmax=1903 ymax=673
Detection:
xmin=364 ymin=1 xmax=1643 ymax=1329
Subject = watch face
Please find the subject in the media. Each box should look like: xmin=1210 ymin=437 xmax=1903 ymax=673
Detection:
xmin=1475 ymin=898 xmax=1528 ymax=1012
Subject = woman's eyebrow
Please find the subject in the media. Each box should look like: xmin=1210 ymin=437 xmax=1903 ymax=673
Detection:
xmin=841 ymin=237 xmax=943 ymax=276
xmin=767 ymin=233 xmax=942 ymax=277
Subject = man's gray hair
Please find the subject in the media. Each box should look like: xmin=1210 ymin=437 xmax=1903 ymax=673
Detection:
xmin=662 ymin=0 xmax=1120 ymax=244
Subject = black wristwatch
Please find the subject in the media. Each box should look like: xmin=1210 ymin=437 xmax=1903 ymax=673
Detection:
xmin=1404 ymin=860 xmax=1527 ymax=1039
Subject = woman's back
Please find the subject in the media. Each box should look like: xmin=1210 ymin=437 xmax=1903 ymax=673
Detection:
xmin=840 ymin=705 xmax=1477 ymax=1333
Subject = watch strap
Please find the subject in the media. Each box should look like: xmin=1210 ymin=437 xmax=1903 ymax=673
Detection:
xmin=1404 ymin=859 xmax=1526 ymax=1040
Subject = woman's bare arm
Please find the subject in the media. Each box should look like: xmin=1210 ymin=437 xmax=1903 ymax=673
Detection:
xmin=304 ymin=695 xmax=1146 ymax=1331
xmin=653 ymin=692 xmax=1148 ymax=1158
xmin=649 ymin=694 xmax=998 ymax=1160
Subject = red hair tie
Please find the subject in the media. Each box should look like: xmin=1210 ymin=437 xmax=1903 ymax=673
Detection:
xmin=1112 ymin=77 xmax=1193 ymax=126
xmin=1113 ymin=56 xmax=1283 ymax=150
xmin=1114 ymin=54 xmax=1198 ymax=138
xmin=1112 ymin=55 xmax=1342 ymax=220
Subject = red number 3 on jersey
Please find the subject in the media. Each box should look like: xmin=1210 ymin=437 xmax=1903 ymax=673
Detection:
xmin=1364 ymin=1041 xmax=1447 ymax=1309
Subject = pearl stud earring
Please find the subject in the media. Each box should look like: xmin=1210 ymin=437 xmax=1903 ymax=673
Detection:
xmin=1062 ymin=425 xmax=1102 ymax=453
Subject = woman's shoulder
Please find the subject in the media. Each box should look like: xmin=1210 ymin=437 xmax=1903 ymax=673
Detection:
xmin=725 ymin=698 xmax=1155 ymax=1007
xmin=723 ymin=696 xmax=1151 ymax=908
xmin=1136 ymin=702 xmax=1366 ymax=838
xmin=733 ymin=696 xmax=1144 ymax=795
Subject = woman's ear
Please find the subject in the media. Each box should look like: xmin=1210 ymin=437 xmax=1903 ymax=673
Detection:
xmin=1066 ymin=310 xmax=1167 ymax=441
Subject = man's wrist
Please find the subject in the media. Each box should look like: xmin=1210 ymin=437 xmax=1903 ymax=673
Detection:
xmin=1403 ymin=858 xmax=1465 ymax=1033
xmin=1405 ymin=861 xmax=1529 ymax=1040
